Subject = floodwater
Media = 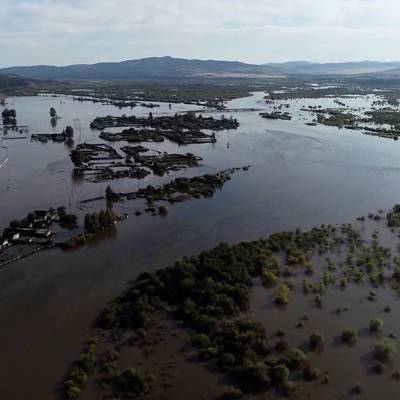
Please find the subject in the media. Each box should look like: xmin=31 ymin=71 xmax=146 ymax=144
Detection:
xmin=1 ymin=92 xmax=400 ymax=399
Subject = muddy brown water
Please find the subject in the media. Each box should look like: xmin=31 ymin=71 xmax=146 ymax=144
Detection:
xmin=2 ymin=93 xmax=400 ymax=399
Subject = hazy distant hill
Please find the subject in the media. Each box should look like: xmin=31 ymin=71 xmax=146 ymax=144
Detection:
xmin=0 ymin=56 xmax=282 ymax=80
xmin=265 ymin=61 xmax=400 ymax=75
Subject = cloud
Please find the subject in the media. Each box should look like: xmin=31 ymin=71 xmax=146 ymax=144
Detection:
xmin=1 ymin=0 xmax=400 ymax=65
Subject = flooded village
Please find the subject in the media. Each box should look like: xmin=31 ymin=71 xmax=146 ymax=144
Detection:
xmin=4 ymin=82 xmax=400 ymax=400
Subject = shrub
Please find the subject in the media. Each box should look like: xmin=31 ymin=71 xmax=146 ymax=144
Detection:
xmin=270 ymin=363 xmax=290 ymax=384
xmin=232 ymin=360 xmax=271 ymax=388
xmin=65 ymin=386 xmax=81 ymax=400
xmin=341 ymin=329 xmax=358 ymax=344
xmin=192 ymin=333 xmax=211 ymax=349
xmin=117 ymin=368 xmax=147 ymax=395
xmin=77 ymin=352 xmax=96 ymax=373
xmin=198 ymin=346 xmax=218 ymax=361
xmin=286 ymin=348 xmax=307 ymax=369
xmin=302 ymin=364 xmax=320 ymax=381
xmin=369 ymin=318 xmax=383 ymax=333
xmin=261 ymin=270 xmax=278 ymax=286
xmin=275 ymin=285 xmax=289 ymax=305
xmin=282 ymin=380 xmax=297 ymax=395
xmin=309 ymin=332 xmax=324 ymax=349
xmin=374 ymin=339 xmax=397 ymax=362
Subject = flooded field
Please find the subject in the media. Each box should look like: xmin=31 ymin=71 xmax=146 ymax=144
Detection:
xmin=2 ymin=91 xmax=400 ymax=399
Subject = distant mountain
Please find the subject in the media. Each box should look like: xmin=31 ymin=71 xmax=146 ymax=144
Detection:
xmin=0 ymin=56 xmax=283 ymax=80
xmin=264 ymin=61 xmax=400 ymax=75
xmin=2 ymin=57 xmax=400 ymax=82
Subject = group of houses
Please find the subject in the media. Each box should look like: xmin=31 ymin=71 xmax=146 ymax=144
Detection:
xmin=0 ymin=210 xmax=54 ymax=250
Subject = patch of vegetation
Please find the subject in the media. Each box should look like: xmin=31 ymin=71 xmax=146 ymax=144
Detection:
xmin=374 ymin=339 xmax=397 ymax=363
xmin=63 ymin=337 xmax=99 ymax=400
xmin=341 ymin=329 xmax=358 ymax=345
xmin=84 ymin=208 xmax=116 ymax=233
xmin=369 ymin=318 xmax=383 ymax=333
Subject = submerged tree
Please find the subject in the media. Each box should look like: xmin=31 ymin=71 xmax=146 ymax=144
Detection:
xmin=49 ymin=107 xmax=57 ymax=118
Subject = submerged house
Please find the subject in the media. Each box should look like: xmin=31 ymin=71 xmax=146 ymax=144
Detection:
xmin=0 ymin=235 xmax=9 ymax=250
xmin=3 ymin=227 xmax=52 ymax=239
xmin=2 ymin=230 xmax=20 ymax=243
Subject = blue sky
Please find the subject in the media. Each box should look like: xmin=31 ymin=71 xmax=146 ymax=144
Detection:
xmin=1 ymin=0 xmax=400 ymax=66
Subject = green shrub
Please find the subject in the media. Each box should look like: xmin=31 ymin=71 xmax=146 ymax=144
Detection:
xmin=270 ymin=363 xmax=290 ymax=384
xmin=261 ymin=269 xmax=278 ymax=286
xmin=198 ymin=346 xmax=218 ymax=361
xmin=275 ymin=285 xmax=289 ymax=305
xmin=341 ymin=329 xmax=358 ymax=344
xmin=287 ymin=348 xmax=307 ymax=369
xmin=117 ymin=368 xmax=147 ymax=395
xmin=65 ymin=386 xmax=81 ymax=400
xmin=192 ymin=333 xmax=211 ymax=349
xmin=369 ymin=318 xmax=383 ymax=333
xmin=374 ymin=339 xmax=397 ymax=362
xmin=309 ymin=332 xmax=324 ymax=349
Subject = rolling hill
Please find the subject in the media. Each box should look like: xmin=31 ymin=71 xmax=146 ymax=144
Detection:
xmin=0 ymin=57 xmax=283 ymax=80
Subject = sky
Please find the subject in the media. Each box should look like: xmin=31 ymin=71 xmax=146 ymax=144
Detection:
xmin=1 ymin=0 xmax=400 ymax=67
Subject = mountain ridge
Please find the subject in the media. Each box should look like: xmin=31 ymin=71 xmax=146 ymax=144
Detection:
xmin=2 ymin=56 xmax=400 ymax=81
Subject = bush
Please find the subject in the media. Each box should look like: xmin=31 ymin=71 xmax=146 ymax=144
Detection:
xmin=117 ymin=368 xmax=147 ymax=395
xmin=192 ymin=333 xmax=211 ymax=349
xmin=282 ymin=380 xmax=297 ymax=395
xmin=309 ymin=332 xmax=324 ymax=349
xmin=286 ymin=348 xmax=307 ymax=369
xmin=65 ymin=386 xmax=81 ymax=400
xmin=369 ymin=318 xmax=383 ymax=333
xmin=77 ymin=352 xmax=96 ymax=373
xmin=198 ymin=346 xmax=218 ymax=361
xmin=374 ymin=339 xmax=397 ymax=362
xmin=302 ymin=364 xmax=320 ymax=381
xmin=232 ymin=361 xmax=271 ymax=389
xmin=270 ymin=363 xmax=289 ymax=384
xmin=275 ymin=285 xmax=289 ymax=305
xmin=341 ymin=329 xmax=358 ymax=344
xmin=261 ymin=269 xmax=278 ymax=286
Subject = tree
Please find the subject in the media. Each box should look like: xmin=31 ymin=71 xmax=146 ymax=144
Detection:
xmin=65 ymin=126 xmax=74 ymax=137
xmin=49 ymin=107 xmax=57 ymax=117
